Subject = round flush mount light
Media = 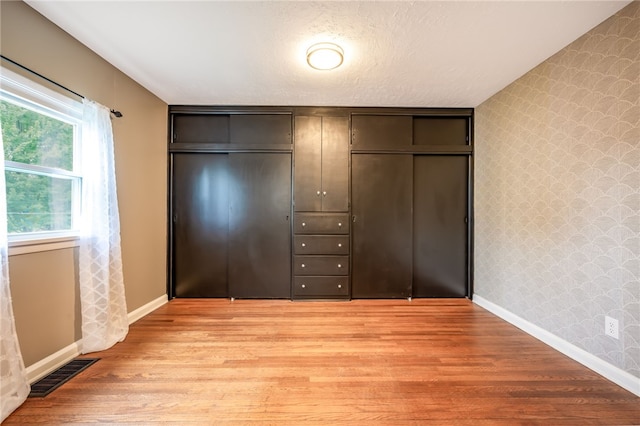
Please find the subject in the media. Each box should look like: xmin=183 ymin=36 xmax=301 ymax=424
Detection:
xmin=306 ymin=42 xmax=344 ymax=70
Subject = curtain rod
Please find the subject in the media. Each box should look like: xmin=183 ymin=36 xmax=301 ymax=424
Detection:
xmin=0 ymin=54 xmax=123 ymax=118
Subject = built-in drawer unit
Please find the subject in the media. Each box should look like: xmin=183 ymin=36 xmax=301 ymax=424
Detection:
xmin=294 ymin=213 xmax=349 ymax=234
xmin=293 ymin=276 xmax=349 ymax=297
xmin=293 ymin=212 xmax=350 ymax=299
xmin=294 ymin=235 xmax=349 ymax=255
xmin=294 ymin=255 xmax=349 ymax=276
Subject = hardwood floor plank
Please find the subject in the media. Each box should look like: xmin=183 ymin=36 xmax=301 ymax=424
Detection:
xmin=5 ymin=299 xmax=638 ymax=425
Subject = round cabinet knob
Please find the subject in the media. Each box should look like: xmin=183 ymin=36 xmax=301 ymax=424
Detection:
xmin=316 ymin=191 xmax=321 ymax=196
xmin=302 ymin=222 xmax=306 ymax=227
xmin=301 ymin=243 xmax=306 ymax=247
xmin=301 ymin=284 xmax=306 ymax=288
xmin=338 ymin=222 xmax=342 ymax=227
xmin=337 ymin=264 xmax=342 ymax=268
xmin=337 ymin=284 xmax=342 ymax=289
xmin=301 ymin=264 xmax=306 ymax=268
xmin=323 ymin=191 xmax=327 ymax=196
xmin=338 ymin=243 xmax=342 ymax=247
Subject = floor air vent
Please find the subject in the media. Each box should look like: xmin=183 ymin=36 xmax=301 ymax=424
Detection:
xmin=28 ymin=358 xmax=99 ymax=398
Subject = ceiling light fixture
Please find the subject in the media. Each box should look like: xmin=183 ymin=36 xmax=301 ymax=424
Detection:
xmin=306 ymin=42 xmax=344 ymax=70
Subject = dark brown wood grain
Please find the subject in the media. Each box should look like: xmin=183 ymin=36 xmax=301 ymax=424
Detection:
xmin=6 ymin=299 xmax=639 ymax=425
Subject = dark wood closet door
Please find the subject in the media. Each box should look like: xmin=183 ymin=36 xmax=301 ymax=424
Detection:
xmin=351 ymin=115 xmax=412 ymax=148
xmin=294 ymin=116 xmax=348 ymax=212
xmin=413 ymin=156 xmax=468 ymax=297
xmin=228 ymin=153 xmax=292 ymax=298
xmin=230 ymin=114 xmax=292 ymax=144
xmin=294 ymin=116 xmax=322 ymax=211
xmin=321 ymin=116 xmax=349 ymax=211
xmin=172 ymin=154 xmax=229 ymax=297
xmin=351 ymin=154 xmax=413 ymax=298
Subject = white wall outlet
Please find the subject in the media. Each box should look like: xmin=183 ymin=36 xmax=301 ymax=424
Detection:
xmin=605 ymin=316 xmax=619 ymax=339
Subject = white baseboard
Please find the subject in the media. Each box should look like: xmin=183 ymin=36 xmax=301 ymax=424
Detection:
xmin=473 ymin=294 xmax=640 ymax=397
xmin=127 ymin=294 xmax=168 ymax=324
xmin=26 ymin=341 xmax=81 ymax=383
xmin=26 ymin=293 xmax=168 ymax=384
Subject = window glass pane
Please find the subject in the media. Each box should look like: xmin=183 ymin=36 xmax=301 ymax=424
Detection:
xmin=0 ymin=100 xmax=74 ymax=171
xmin=5 ymin=171 xmax=74 ymax=233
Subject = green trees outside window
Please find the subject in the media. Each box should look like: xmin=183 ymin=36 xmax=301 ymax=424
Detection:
xmin=0 ymin=100 xmax=77 ymax=234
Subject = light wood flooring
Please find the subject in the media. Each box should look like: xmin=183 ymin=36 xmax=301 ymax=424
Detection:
xmin=5 ymin=299 xmax=639 ymax=425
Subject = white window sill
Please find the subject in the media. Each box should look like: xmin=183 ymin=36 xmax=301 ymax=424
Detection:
xmin=8 ymin=234 xmax=80 ymax=256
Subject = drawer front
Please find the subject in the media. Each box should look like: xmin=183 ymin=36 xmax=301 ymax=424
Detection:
xmin=295 ymin=213 xmax=349 ymax=234
xmin=294 ymin=276 xmax=349 ymax=297
xmin=294 ymin=255 xmax=349 ymax=276
xmin=294 ymin=235 xmax=349 ymax=255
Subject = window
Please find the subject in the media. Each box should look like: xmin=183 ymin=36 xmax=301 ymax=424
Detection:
xmin=0 ymin=67 xmax=83 ymax=243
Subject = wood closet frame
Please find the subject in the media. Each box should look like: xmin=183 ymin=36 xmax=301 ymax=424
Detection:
xmin=167 ymin=106 xmax=474 ymax=300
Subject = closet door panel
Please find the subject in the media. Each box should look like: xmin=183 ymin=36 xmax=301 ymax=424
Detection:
xmin=321 ymin=116 xmax=349 ymax=211
xmin=351 ymin=115 xmax=412 ymax=148
xmin=230 ymin=114 xmax=292 ymax=144
xmin=294 ymin=116 xmax=322 ymax=211
xmin=172 ymin=154 xmax=229 ymax=297
xmin=228 ymin=153 xmax=292 ymax=298
xmin=413 ymin=156 xmax=468 ymax=297
xmin=172 ymin=114 xmax=230 ymax=143
xmin=413 ymin=117 xmax=468 ymax=146
xmin=351 ymin=154 xmax=413 ymax=298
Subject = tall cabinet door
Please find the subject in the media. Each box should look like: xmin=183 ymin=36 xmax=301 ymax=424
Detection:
xmin=294 ymin=116 xmax=348 ymax=212
xmin=351 ymin=154 xmax=413 ymax=298
xmin=413 ymin=156 xmax=468 ymax=297
xmin=294 ymin=117 xmax=322 ymax=211
xmin=172 ymin=153 xmax=229 ymax=297
xmin=320 ymin=117 xmax=349 ymax=212
xmin=228 ymin=153 xmax=292 ymax=298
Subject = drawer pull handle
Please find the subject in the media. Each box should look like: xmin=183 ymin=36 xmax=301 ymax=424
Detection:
xmin=338 ymin=243 xmax=342 ymax=247
xmin=338 ymin=222 xmax=342 ymax=227
xmin=301 ymin=284 xmax=306 ymax=288
xmin=337 ymin=264 xmax=342 ymax=268
xmin=302 ymin=222 xmax=306 ymax=227
xmin=337 ymin=284 xmax=342 ymax=289
xmin=301 ymin=264 xmax=306 ymax=268
xmin=301 ymin=243 xmax=306 ymax=247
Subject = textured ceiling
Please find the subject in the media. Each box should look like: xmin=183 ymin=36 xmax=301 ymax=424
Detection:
xmin=26 ymin=1 xmax=631 ymax=107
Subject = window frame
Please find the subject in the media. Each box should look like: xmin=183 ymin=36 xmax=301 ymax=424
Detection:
xmin=0 ymin=66 xmax=83 ymax=253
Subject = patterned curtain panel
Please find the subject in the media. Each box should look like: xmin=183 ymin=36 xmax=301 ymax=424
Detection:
xmin=79 ymin=99 xmax=128 ymax=354
xmin=0 ymin=123 xmax=30 ymax=422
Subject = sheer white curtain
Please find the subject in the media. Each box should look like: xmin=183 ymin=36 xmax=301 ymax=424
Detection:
xmin=79 ymin=99 xmax=128 ymax=354
xmin=0 ymin=124 xmax=30 ymax=422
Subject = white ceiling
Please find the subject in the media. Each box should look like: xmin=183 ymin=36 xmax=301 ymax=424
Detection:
xmin=26 ymin=1 xmax=631 ymax=108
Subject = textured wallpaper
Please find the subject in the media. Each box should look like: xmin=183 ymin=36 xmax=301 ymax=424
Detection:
xmin=475 ymin=2 xmax=639 ymax=378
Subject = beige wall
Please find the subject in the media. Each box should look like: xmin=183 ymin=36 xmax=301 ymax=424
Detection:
xmin=1 ymin=1 xmax=167 ymax=367
xmin=475 ymin=2 xmax=639 ymax=378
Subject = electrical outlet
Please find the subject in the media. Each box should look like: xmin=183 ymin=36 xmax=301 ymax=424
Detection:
xmin=605 ymin=316 xmax=619 ymax=339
